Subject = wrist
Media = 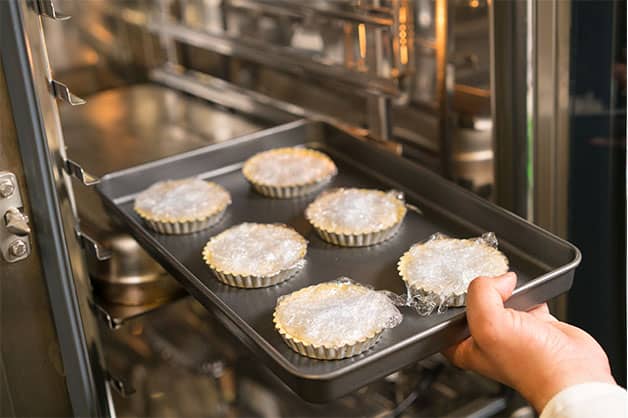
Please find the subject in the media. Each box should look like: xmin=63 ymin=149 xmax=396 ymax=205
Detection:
xmin=520 ymin=371 xmax=617 ymax=412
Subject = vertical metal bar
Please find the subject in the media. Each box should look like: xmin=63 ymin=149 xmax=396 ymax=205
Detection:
xmin=533 ymin=0 xmax=571 ymax=237
xmin=0 ymin=1 xmax=109 ymax=416
xmin=532 ymin=0 xmax=571 ymax=320
xmin=489 ymin=0 xmax=530 ymax=216
xmin=365 ymin=0 xmax=392 ymax=142
xmin=159 ymin=0 xmax=180 ymax=68
xmin=435 ymin=0 xmax=454 ymax=179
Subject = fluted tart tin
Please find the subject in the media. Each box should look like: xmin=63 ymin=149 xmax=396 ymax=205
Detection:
xmin=202 ymin=223 xmax=307 ymax=288
xmin=305 ymin=188 xmax=407 ymax=247
xmin=134 ymin=178 xmax=231 ymax=235
xmin=273 ymin=279 xmax=402 ymax=360
xmin=398 ymin=232 xmax=509 ymax=314
xmin=242 ymin=147 xmax=337 ymax=198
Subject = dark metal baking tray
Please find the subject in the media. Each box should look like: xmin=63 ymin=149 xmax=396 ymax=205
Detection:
xmin=96 ymin=119 xmax=581 ymax=402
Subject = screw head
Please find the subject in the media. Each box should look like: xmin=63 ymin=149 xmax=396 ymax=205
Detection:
xmin=0 ymin=179 xmax=15 ymax=198
xmin=8 ymin=239 xmax=27 ymax=258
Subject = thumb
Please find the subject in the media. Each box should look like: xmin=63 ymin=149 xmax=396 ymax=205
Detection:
xmin=465 ymin=272 xmax=517 ymax=342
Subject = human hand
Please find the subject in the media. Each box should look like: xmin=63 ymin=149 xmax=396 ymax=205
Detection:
xmin=443 ymin=272 xmax=616 ymax=412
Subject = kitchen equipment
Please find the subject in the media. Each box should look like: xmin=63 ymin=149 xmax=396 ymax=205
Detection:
xmin=88 ymin=233 xmax=184 ymax=306
xmin=96 ymin=120 xmax=580 ymax=401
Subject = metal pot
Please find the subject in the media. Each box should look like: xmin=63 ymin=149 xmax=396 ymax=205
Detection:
xmin=88 ymin=233 xmax=183 ymax=306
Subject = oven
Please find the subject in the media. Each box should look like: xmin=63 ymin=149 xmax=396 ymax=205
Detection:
xmin=1 ymin=1 xmax=622 ymax=417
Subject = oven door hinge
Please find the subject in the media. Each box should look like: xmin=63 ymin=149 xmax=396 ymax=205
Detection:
xmin=0 ymin=172 xmax=32 ymax=263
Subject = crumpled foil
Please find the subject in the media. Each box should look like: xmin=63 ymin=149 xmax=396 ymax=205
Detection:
xmin=134 ymin=178 xmax=230 ymax=221
xmin=203 ymin=223 xmax=307 ymax=277
xmin=274 ymin=278 xmax=402 ymax=349
xmin=398 ymin=232 xmax=509 ymax=315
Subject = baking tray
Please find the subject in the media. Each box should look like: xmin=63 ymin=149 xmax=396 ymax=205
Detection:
xmin=97 ymin=119 xmax=581 ymax=402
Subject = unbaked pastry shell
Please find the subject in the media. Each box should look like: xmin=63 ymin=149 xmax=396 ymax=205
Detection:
xmin=134 ymin=180 xmax=231 ymax=235
xmin=306 ymin=189 xmax=407 ymax=247
xmin=202 ymin=226 xmax=307 ymax=289
xmin=243 ymin=148 xmax=337 ymax=199
xmin=137 ymin=205 xmax=228 ymax=235
xmin=397 ymin=240 xmax=509 ymax=307
xmin=273 ymin=283 xmax=385 ymax=360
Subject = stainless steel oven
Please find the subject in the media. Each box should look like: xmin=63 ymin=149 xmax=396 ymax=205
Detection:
xmin=1 ymin=0 xmax=608 ymax=417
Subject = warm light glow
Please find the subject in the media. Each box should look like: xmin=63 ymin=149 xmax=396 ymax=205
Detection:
xmin=400 ymin=46 xmax=408 ymax=65
xmin=469 ymin=0 xmax=480 ymax=8
xmin=399 ymin=5 xmax=407 ymax=23
xmin=399 ymin=5 xmax=409 ymax=65
xmin=358 ymin=23 xmax=367 ymax=59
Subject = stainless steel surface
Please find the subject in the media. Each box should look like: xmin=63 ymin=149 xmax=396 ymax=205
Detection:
xmin=64 ymin=159 xmax=100 ymax=186
xmin=3 ymin=0 xmax=584 ymax=413
xmin=2 ymin=1 xmax=109 ymax=414
xmin=88 ymin=234 xmax=183 ymax=306
xmin=97 ymin=120 xmax=580 ymax=402
xmin=0 ymin=172 xmax=32 ymax=263
xmin=77 ymin=228 xmax=112 ymax=262
xmin=532 ymin=0 xmax=571 ymax=237
xmin=101 ymin=297 xmax=502 ymax=417
xmin=61 ymin=84 xmax=269 ymax=180
xmin=148 ymin=20 xmax=403 ymax=96
xmin=531 ymin=0 xmax=572 ymax=320
xmin=92 ymin=295 xmax=187 ymax=330
xmin=5 ymin=207 xmax=32 ymax=236
xmin=150 ymin=67 xmax=297 ymax=126
xmin=435 ymin=0 xmax=455 ymax=178
xmin=51 ymin=79 xmax=87 ymax=105
xmin=489 ymin=0 xmax=530 ymax=216
xmin=0 ymin=178 xmax=16 ymax=198
xmin=60 ymin=84 xmax=270 ymax=309
xmin=35 ymin=0 xmax=71 ymax=21
xmin=0 ymin=44 xmax=73 ymax=417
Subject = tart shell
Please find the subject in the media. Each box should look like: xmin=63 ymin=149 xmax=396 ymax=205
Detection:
xmin=397 ymin=236 xmax=509 ymax=308
xmin=243 ymin=148 xmax=337 ymax=199
xmin=202 ymin=224 xmax=307 ymax=289
xmin=134 ymin=179 xmax=231 ymax=235
xmin=138 ymin=210 xmax=227 ymax=235
xmin=273 ymin=282 xmax=391 ymax=360
xmin=306 ymin=189 xmax=407 ymax=247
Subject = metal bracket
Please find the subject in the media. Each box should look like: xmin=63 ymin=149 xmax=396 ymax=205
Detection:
xmin=34 ymin=0 xmax=71 ymax=20
xmin=0 ymin=172 xmax=31 ymax=263
xmin=51 ymin=80 xmax=86 ymax=105
xmin=64 ymin=159 xmax=100 ymax=186
xmin=91 ymin=301 xmax=123 ymax=330
xmin=76 ymin=228 xmax=112 ymax=261
xmin=106 ymin=373 xmax=136 ymax=398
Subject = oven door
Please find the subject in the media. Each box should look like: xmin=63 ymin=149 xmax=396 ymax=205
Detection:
xmin=0 ymin=1 xmax=111 ymax=416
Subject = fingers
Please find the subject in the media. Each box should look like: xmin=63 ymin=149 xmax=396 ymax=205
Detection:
xmin=527 ymin=303 xmax=558 ymax=321
xmin=527 ymin=303 xmax=550 ymax=314
xmin=443 ymin=337 xmax=478 ymax=370
xmin=465 ymin=272 xmax=517 ymax=342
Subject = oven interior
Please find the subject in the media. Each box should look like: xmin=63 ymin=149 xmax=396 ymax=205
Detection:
xmin=40 ymin=1 xmax=528 ymax=416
